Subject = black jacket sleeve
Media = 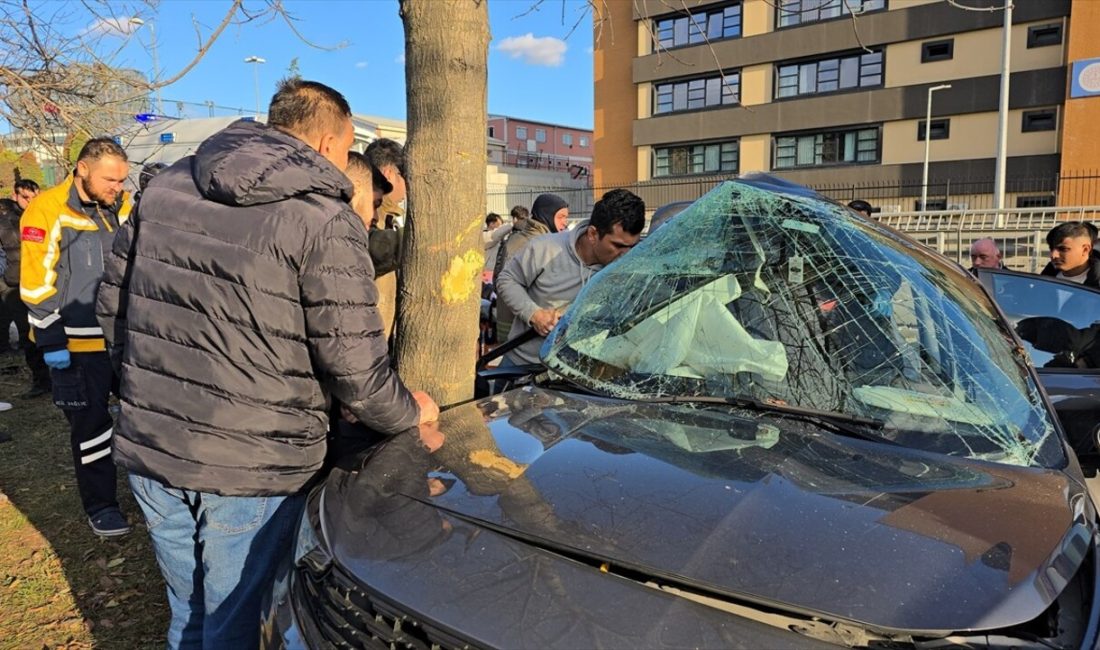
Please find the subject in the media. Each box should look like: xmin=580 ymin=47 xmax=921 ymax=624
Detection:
xmin=96 ymin=215 xmax=138 ymax=374
xmin=299 ymin=210 xmax=419 ymax=434
xmin=368 ymin=227 xmax=402 ymax=277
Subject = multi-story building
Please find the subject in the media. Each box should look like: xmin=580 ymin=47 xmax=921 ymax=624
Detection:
xmin=594 ymin=0 xmax=1100 ymax=210
xmin=487 ymin=115 xmax=594 ymax=180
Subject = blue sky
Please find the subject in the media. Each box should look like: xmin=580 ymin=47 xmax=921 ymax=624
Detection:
xmin=95 ymin=0 xmax=596 ymax=129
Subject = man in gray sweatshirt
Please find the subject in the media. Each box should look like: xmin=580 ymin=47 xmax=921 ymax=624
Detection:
xmin=496 ymin=189 xmax=646 ymax=365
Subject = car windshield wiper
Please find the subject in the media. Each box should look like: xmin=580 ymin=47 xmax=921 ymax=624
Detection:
xmin=636 ymin=394 xmax=899 ymax=447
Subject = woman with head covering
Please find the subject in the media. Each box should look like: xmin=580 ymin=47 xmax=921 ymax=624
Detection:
xmin=491 ymin=193 xmax=568 ymax=342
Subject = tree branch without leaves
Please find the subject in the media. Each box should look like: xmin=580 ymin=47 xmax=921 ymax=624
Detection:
xmin=0 ymin=0 xmax=332 ymax=166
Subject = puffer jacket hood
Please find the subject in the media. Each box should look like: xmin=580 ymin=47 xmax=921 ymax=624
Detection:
xmin=192 ymin=119 xmax=353 ymax=207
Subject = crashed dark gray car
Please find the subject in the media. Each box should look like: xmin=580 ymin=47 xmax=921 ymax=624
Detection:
xmin=262 ymin=176 xmax=1100 ymax=649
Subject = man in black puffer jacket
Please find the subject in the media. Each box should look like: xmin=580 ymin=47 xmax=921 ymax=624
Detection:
xmin=96 ymin=79 xmax=438 ymax=649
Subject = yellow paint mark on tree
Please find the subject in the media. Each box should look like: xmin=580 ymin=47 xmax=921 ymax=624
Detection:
xmin=468 ymin=449 xmax=526 ymax=479
xmin=440 ymin=249 xmax=484 ymax=304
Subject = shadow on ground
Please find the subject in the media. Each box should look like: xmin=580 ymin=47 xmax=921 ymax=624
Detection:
xmin=0 ymin=353 xmax=168 ymax=649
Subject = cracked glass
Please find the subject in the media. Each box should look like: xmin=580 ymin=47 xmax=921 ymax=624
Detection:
xmin=542 ymin=177 xmax=1062 ymax=468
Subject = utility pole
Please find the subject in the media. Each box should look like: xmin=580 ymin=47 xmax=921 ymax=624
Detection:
xmin=921 ymin=84 xmax=951 ymax=211
xmin=993 ymin=2 xmax=1013 ymax=211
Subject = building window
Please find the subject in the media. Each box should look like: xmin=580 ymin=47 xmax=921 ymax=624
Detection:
xmin=777 ymin=0 xmax=885 ymax=29
xmin=1027 ymin=23 xmax=1062 ymax=48
xmin=516 ymin=126 xmax=527 ymax=140
xmin=535 ymin=128 xmax=546 ymax=143
xmin=655 ymin=3 xmax=741 ymax=51
xmin=579 ymin=136 xmax=589 ymax=147
xmin=921 ymin=39 xmax=953 ymax=63
xmin=774 ymin=126 xmax=879 ymax=169
xmin=1022 ymin=109 xmax=1057 ymax=132
xmin=917 ymin=118 xmax=950 ymax=141
xmin=1016 ymin=195 xmax=1056 ymax=208
xmin=562 ymin=133 xmax=573 ymax=146
xmin=653 ymin=140 xmax=739 ymax=177
xmin=915 ymin=198 xmax=948 ymax=211
xmin=776 ymin=50 xmax=882 ymax=99
xmin=488 ymin=126 xmax=495 ymax=138
xmin=654 ymin=71 xmax=740 ymax=114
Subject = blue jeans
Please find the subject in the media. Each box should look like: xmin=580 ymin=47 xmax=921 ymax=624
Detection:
xmin=129 ymin=474 xmax=305 ymax=650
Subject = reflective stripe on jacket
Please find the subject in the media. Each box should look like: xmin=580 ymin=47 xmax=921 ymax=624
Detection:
xmin=20 ymin=177 xmax=131 ymax=353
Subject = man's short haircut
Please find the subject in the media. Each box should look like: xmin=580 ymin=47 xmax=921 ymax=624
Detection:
xmin=1047 ymin=221 xmax=1095 ymax=248
xmin=364 ymin=138 xmax=406 ymax=180
xmin=14 ymin=178 xmax=39 ymax=193
xmin=510 ymin=205 xmax=529 ymax=220
xmin=77 ymin=138 xmax=127 ymax=164
xmin=591 ymin=188 xmax=646 ymax=236
xmin=847 ymin=199 xmax=873 ymax=215
xmin=486 ymin=213 xmax=501 ymax=227
xmin=346 ymin=151 xmax=393 ymax=195
xmin=267 ymin=78 xmax=352 ymax=140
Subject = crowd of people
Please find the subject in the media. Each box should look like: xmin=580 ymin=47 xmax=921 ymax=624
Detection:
xmin=0 ymin=76 xmax=1096 ymax=647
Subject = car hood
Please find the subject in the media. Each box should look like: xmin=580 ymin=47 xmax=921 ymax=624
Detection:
xmin=324 ymin=387 xmax=1093 ymax=636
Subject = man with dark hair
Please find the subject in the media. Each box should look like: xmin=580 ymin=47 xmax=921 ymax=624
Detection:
xmin=0 ymin=178 xmax=49 ymax=397
xmin=1041 ymin=221 xmax=1100 ymax=288
xmin=483 ymin=212 xmax=512 ymax=273
xmin=96 ymin=78 xmax=437 ymax=648
xmin=510 ymin=204 xmax=529 ymax=224
xmin=496 ymin=188 xmax=645 ymax=365
xmin=21 ymin=139 xmax=131 ymax=537
xmin=365 ymin=137 xmax=406 ymax=222
xmin=346 ymin=150 xmax=400 ymax=340
xmin=493 ymin=193 xmax=568 ymax=342
xmin=363 ymin=138 xmax=407 ymax=338
xmin=847 ymin=199 xmax=873 ymax=218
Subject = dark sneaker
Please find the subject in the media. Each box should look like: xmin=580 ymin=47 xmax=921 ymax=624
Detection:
xmin=21 ymin=384 xmax=49 ymax=399
xmin=88 ymin=508 xmax=131 ymax=538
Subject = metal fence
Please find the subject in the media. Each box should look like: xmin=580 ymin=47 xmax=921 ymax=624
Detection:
xmin=487 ymin=171 xmax=1100 ymax=220
xmin=874 ymin=206 xmax=1100 ymax=272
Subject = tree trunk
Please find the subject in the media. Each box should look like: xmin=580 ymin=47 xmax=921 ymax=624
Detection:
xmin=396 ymin=0 xmax=489 ymax=405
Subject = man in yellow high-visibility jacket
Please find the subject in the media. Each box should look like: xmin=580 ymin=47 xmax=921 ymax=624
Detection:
xmin=21 ymin=138 xmax=132 ymax=537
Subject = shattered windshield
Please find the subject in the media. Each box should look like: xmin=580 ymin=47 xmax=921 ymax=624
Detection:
xmin=542 ymin=178 xmax=1062 ymax=468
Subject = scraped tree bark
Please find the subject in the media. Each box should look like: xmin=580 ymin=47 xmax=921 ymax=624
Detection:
xmin=395 ymin=0 xmax=489 ymax=405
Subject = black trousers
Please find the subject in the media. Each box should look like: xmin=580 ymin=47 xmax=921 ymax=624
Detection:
xmin=0 ymin=287 xmax=50 ymax=389
xmin=52 ymin=351 xmax=118 ymax=516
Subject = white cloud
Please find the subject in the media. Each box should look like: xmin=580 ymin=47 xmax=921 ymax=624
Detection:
xmin=83 ymin=16 xmax=142 ymax=37
xmin=355 ymin=61 xmax=369 ymax=69
xmin=395 ymin=53 xmax=405 ymax=65
xmin=496 ymin=33 xmax=567 ymax=67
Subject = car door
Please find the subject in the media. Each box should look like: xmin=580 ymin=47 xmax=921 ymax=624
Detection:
xmin=977 ymin=268 xmax=1100 ymax=462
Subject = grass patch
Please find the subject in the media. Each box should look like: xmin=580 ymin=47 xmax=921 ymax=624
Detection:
xmin=0 ymin=353 xmax=168 ymax=649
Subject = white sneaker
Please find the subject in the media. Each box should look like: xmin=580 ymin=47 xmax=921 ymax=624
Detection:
xmin=0 ymin=402 xmax=11 ymax=412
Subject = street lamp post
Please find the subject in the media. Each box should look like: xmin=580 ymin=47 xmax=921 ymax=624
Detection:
xmin=129 ymin=17 xmax=162 ymax=115
xmin=244 ymin=56 xmax=266 ymax=117
xmin=993 ymin=1 xmax=1014 ymax=211
xmin=921 ymin=84 xmax=952 ymax=212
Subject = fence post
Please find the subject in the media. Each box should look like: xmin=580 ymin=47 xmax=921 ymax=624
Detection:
xmin=955 ymin=223 xmax=964 ymax=266
xmin=936 ymin=231 xmax=946 ymax=256
xmin=1032 ymin=231 xmax=1043 ymax=273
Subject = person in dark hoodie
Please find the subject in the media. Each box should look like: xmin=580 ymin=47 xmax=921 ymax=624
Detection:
xmin=0 ymin=178 xmax=49 ymax=397
xmin=492 ymin=193 xmax=568 ymax=342
xmin=1040 ymin=221 xmax=1100 ymax=289
xmin=96 ymin=79 xmax=439 ymax=649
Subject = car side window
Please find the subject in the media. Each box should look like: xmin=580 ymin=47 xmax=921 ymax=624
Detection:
xmin=989 ymin=273 xmax=1100 ymax=370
